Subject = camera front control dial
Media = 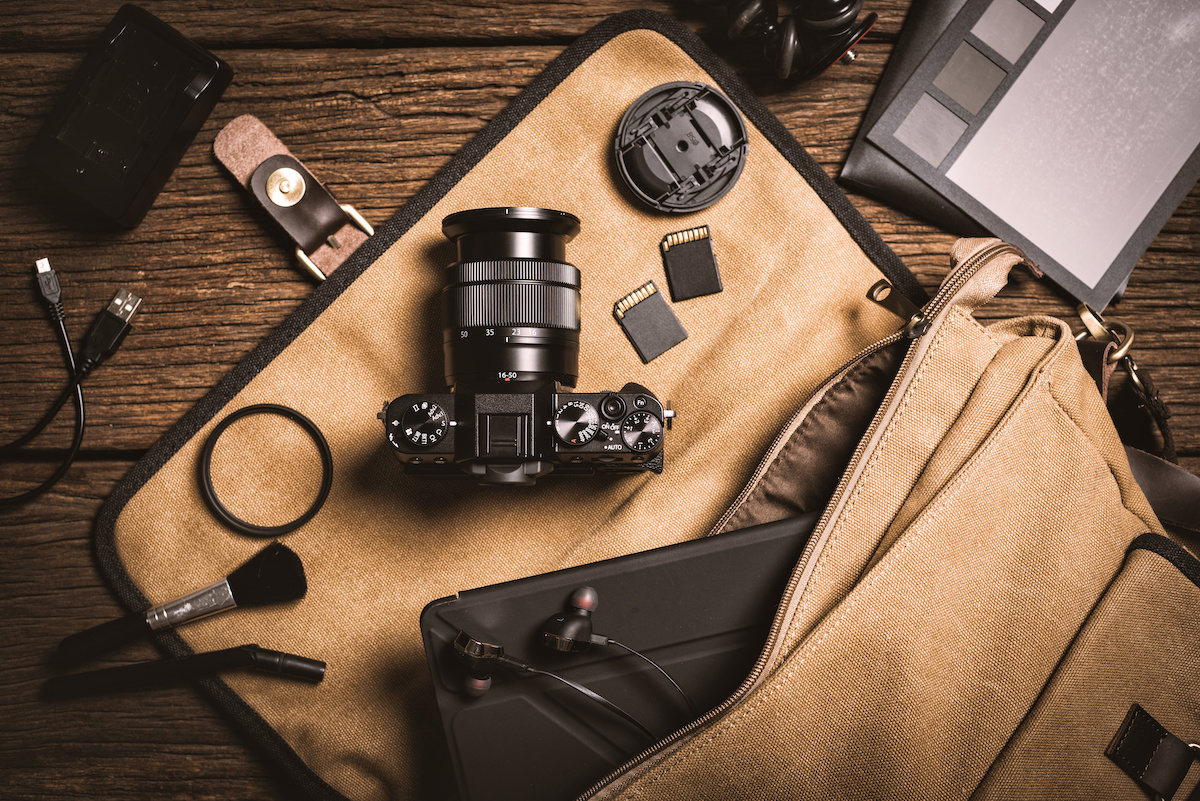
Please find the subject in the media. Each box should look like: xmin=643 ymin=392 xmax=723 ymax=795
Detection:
xmin=399 ymin=401 xmax=449 ymax=448
xmin=554 ymin=400 xmax=600 ymax=446
xmin=621 ymin=411 xmax=663 ymax=452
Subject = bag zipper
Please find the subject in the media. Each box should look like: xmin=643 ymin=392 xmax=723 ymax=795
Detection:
xmin=702 ymin=330 xmax=906 ymax=538
xmin=576 ymin=242 xmax=1023 ymax=801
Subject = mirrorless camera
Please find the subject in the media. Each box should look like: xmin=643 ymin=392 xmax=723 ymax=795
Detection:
xmin=378 ymin=207 xmax=674 ymax=485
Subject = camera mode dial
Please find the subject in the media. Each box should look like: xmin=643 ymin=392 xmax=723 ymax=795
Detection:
xmin=554 ymin=400 xmax=600 ymax=446
xmin=399 ymin=401 xmax=449 ymax=448
xmin=621 ymin=411 xmax=664 ymax=452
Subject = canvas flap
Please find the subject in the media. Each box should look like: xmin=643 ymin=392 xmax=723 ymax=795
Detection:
xmin=94 ymin=12 xmax=920 ymax=800
xmin=596 ymin=242 xmax=1167 ymax=801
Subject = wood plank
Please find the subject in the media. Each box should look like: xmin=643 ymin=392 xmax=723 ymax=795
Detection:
xmin=0 ymin=1 xmax=677 ymax=50
xmin=0 ymin=0 xmax=916 ymax=51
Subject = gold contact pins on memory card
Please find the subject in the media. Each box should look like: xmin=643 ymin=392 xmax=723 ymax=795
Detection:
xmin=660 ymin=225 xmax=722 ymax=302
xmin=660 ymin=225 xmax=710 ymax=252
xmin=615 ymin=281 xmax=658 ymax=319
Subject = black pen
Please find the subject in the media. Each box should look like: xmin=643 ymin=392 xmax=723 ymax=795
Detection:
xmin=43 ymin=644 xmax=326 ymax=700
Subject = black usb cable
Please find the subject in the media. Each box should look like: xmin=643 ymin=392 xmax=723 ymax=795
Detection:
xmin=0 ymin=259 xmax=142 ymax=507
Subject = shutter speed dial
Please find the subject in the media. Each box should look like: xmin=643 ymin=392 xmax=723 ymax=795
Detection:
xmin=621 ymin=411 xmax=663 ymax=452
xmin=554 ymin=400 xmax=600 ymax=446
xmin=400 ymin=401 xmax=449 ymax=448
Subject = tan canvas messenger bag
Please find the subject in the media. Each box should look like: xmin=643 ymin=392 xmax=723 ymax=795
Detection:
xmin=590 ymin=238 xmax=1200 ymax=801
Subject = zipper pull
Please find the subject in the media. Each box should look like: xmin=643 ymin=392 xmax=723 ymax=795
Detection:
xmin=867 ymin=280 xmax=930 ymax=338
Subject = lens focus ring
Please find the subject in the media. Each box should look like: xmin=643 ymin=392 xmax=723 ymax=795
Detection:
xmin=446 ymin=260 xmax=581 ymax=331
xmin=449 ymin=260 xmax=579 ymax=285
xmin=441 ymin=208 xmax=583 ymax=390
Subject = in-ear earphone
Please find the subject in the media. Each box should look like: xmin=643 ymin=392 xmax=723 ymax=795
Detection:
xmin=453 ymin=630 xmax=511 ymax=697
xmin=722 ymin=0 xmax=878 ymax=83
xmin=542 ymin=585 xmax=605 ymax=652
xmin=452 ymin=630 xmax=653 ymax=738
xmin=540 ymin=587 xmax=696 ymax=717
xmin=450 ymin=586 xmax=700 ymax=737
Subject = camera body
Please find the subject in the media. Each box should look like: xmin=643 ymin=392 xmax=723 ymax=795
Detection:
xmin=381 ymin=383 xmax=668 ymax=484
xmin=379 ymin=207 xmax=672 ymax=485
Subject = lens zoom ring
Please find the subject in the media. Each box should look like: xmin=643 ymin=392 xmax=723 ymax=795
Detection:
xmin=449 ymin=260 xmax=581 ymax=287
xmin=449 ymin=283 xmax=580 ymax=329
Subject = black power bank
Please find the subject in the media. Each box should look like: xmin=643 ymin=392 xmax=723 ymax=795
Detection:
xmin=26 ymin=5 xmax=232 ymax=227
xmin=420 ymin=512 xmax=820 ymax=801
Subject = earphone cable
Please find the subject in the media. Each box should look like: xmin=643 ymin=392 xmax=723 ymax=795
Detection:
xmin=606 ymin=638 xmax=697 ymax=719
xmin=518 ymin=663 xmax=654 ymax=740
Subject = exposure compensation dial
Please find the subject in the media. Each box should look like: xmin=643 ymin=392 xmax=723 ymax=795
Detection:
xmin=621 ymin=410 xmax=663 ymax=452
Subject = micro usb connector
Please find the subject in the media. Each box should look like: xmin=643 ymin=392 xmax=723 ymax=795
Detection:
xmin=34 ymin=257 xmax=64 ymax=315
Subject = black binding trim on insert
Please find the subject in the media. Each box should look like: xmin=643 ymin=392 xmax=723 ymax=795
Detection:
xmin=93 ymin=11 xmax=924 ymax=801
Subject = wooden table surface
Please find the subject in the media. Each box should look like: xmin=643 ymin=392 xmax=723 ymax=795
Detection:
xmin=1 ymin=1 xmax=1196 ymax=798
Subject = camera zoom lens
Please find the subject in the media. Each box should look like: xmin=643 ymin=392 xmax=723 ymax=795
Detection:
xmin=441 ymin=208 xmax=582 ymax=391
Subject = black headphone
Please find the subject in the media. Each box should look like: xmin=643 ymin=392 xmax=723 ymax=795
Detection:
xmin=452 ymin=629 xmax=655 ymax=738
xmin=721 ymin=0 xmax=878 ymax=83
xmin=452 ymin=585 xmax=696 ymax=733
xmin=542 ymin=585 xmax=607 ymax=652
xmin=453 ymin=631 xmax=515 ymax=697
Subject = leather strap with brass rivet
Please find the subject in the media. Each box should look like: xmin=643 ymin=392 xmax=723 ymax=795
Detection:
xmin=214 ymin=114 xmax=373 ymax=281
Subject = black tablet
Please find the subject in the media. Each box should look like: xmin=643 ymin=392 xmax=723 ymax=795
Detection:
xmin=420 ymin=513 xmax=820 ymax=801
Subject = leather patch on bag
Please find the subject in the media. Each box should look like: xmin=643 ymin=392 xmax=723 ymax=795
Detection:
xmin=1106 ymin=703 xmax=1198 ymax=799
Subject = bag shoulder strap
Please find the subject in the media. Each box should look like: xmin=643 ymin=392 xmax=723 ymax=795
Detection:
xmin=1124 ymin=447 xmax=1200 ymax=538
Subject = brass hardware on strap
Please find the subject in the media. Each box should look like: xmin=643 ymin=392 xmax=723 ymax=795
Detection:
xmin=1075 ymin=303 xmax=1135 ymax=364
xmin=1121 ymin=354 xmax=1146 ymax=394
xmin=266 ymin=167 xmax=306 ymax=207
xmin=1075 ymin=302 xmax=1145 ymax=391
xmin=295 ymin=204 xmax=375 ymax=281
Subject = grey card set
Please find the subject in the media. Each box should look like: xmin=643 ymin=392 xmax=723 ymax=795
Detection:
xmin=867 ymin=0 xmax=1200 ymax=310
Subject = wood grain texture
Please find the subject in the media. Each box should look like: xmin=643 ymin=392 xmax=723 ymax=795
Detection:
xmin=1 ymin=1 xmax=1197 ymax=799
xmin=0 ymin=0 xmax=682 ymax=49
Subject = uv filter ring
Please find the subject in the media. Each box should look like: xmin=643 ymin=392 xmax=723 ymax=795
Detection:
xmin=198 ymin=404 xmax=333 ymax=538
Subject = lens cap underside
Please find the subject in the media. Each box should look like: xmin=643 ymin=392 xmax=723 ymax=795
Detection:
xmin=615 ymin=82 xmax=748 ymax=214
